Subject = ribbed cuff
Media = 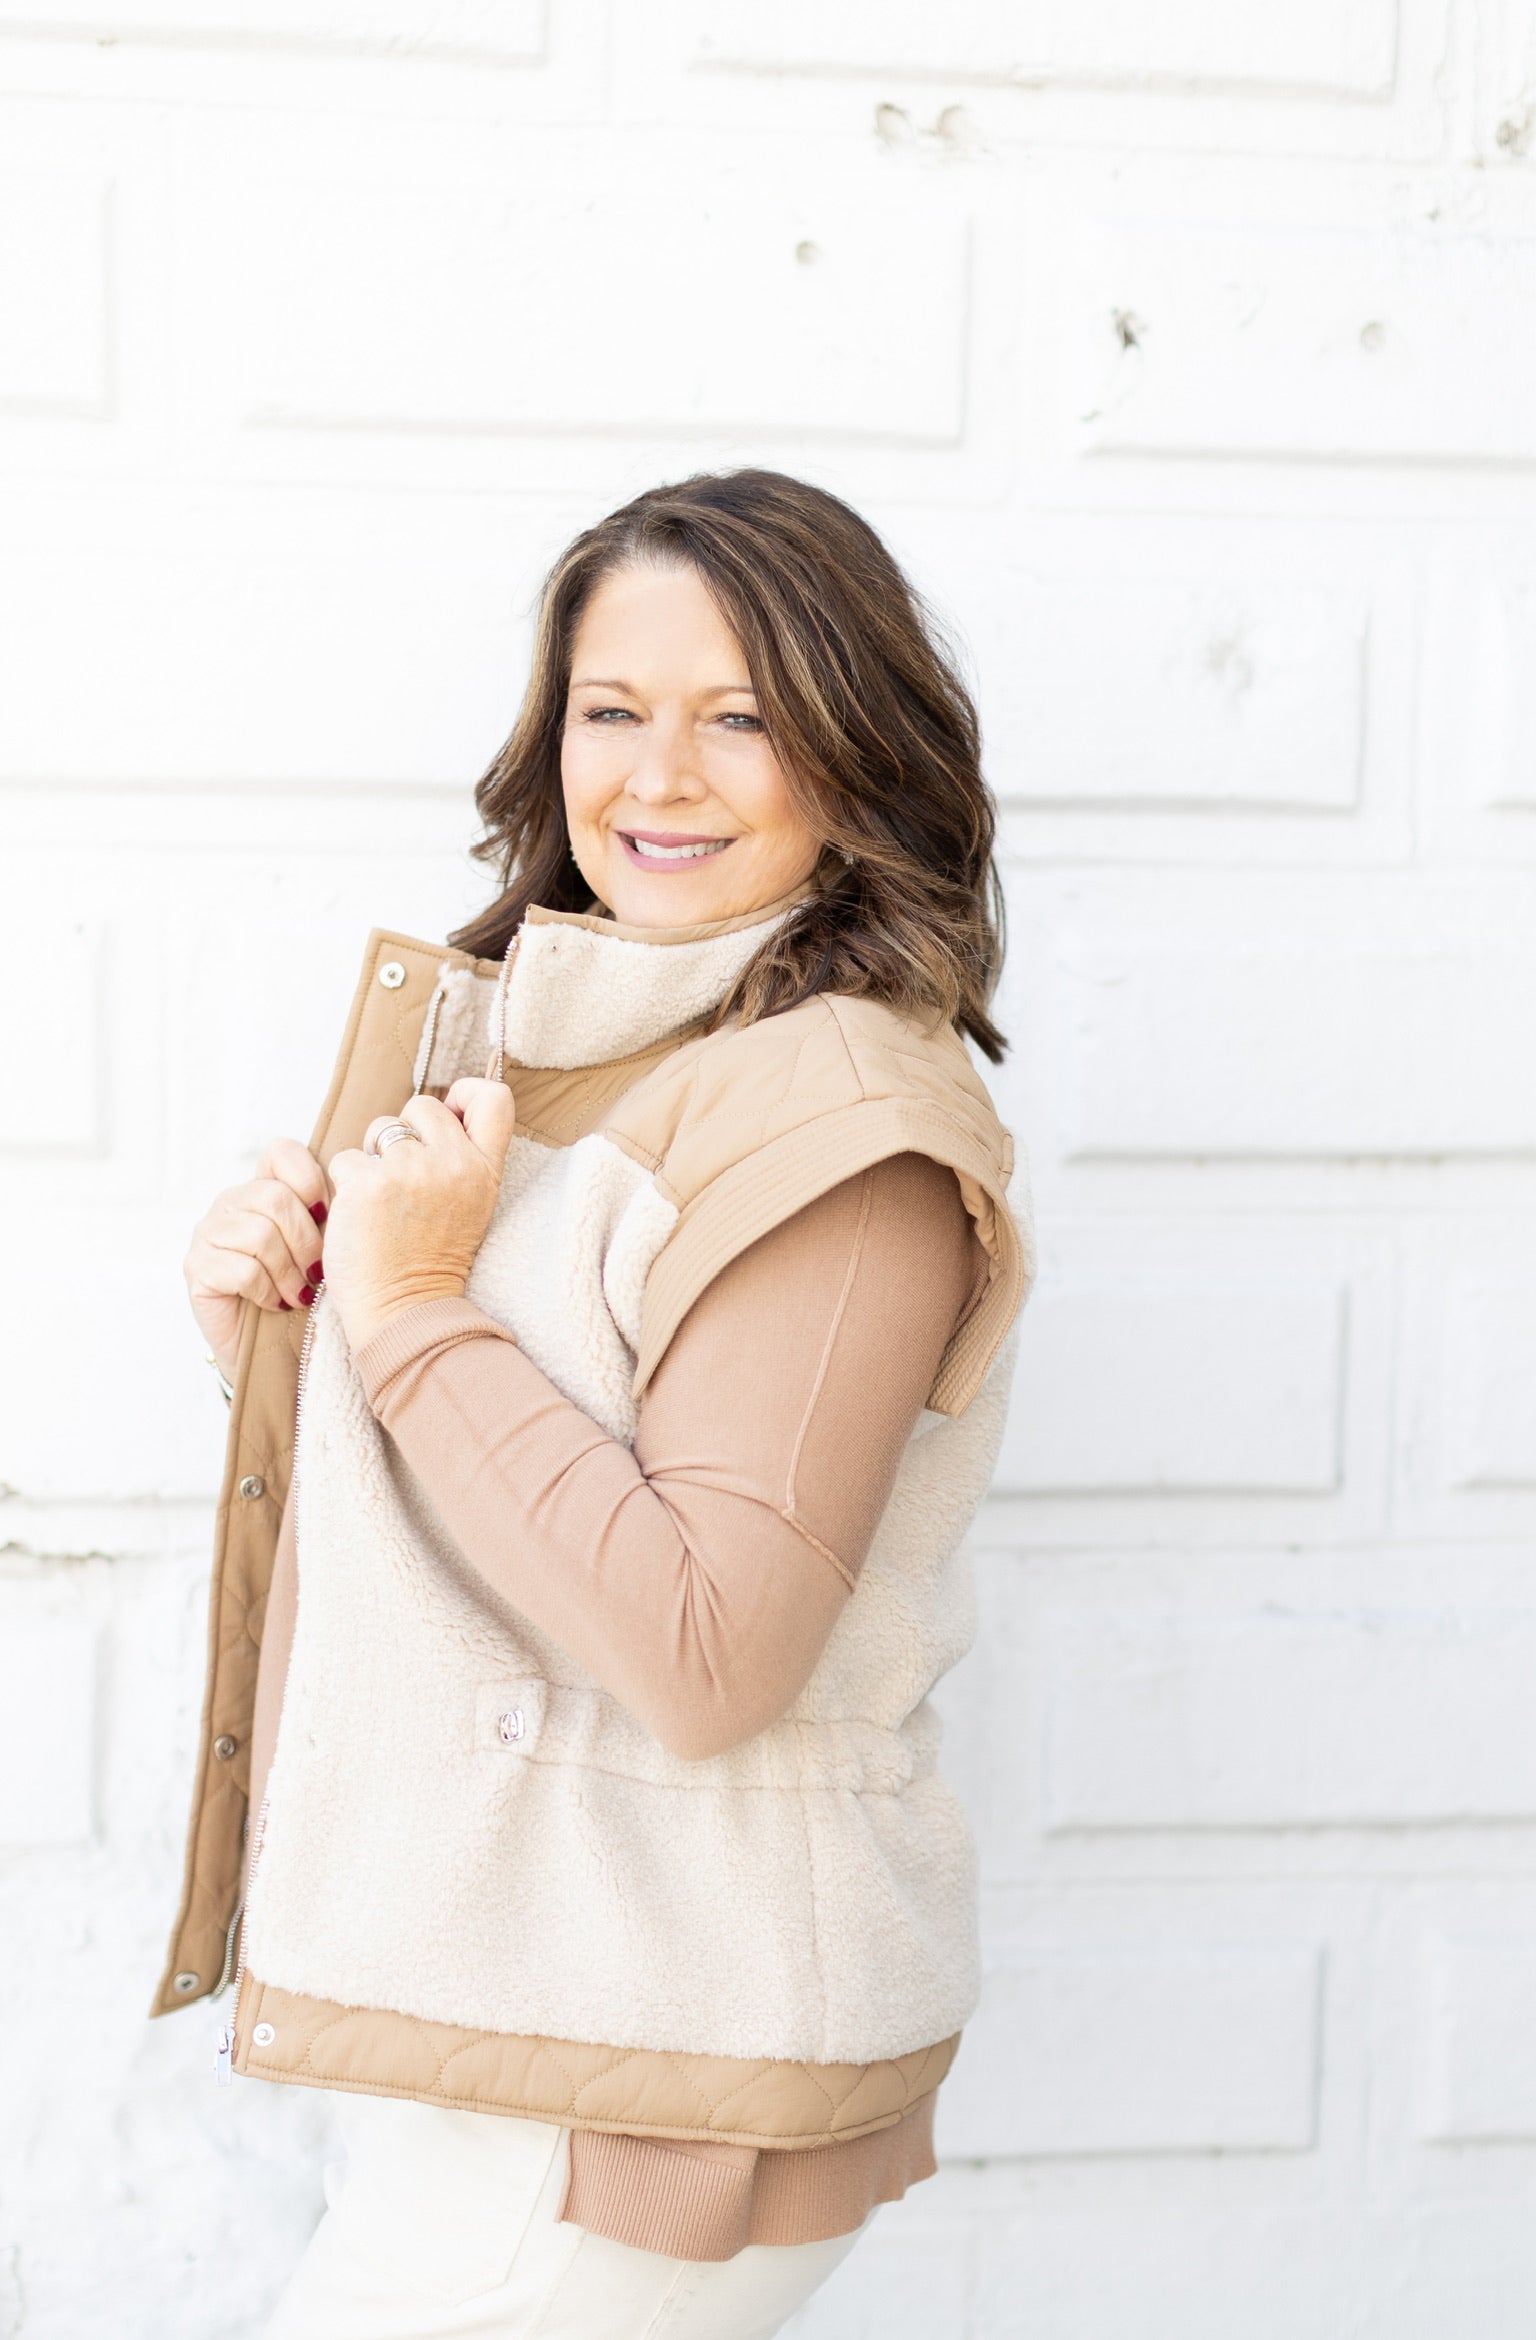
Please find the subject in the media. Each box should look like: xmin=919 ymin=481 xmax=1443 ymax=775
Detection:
xmin=353 ymin=1297 xmax=515 ymax=1408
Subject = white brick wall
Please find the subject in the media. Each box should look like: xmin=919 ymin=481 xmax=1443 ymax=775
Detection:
xmin=2 ymin=4 xmax=1533 ymax=2331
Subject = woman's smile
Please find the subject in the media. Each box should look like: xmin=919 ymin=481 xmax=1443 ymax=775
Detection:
xmin=618 ymin=828 xmax=736 ymax=869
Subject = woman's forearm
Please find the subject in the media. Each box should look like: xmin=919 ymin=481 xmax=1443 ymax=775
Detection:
xmin=355 ymin=1154 xmax=979 ymax=1760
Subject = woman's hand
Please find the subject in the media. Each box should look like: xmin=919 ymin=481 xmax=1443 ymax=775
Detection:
xmin=323 ymin=1079 xmax=515 ymax=1355
xmin=184 ymin=1138 xmax=331 ymax=1381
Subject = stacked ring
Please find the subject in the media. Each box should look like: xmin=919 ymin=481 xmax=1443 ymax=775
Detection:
xmin=369 ymin=1121 xmax=424 ymax=1156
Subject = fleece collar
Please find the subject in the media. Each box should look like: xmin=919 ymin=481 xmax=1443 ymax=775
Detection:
xmin=490 ymin=894 xmax=799 ymax=1071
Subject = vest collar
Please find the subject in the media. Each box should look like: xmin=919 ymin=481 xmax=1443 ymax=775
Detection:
xmin=492 ymin=892 xmax=801 ymax=1072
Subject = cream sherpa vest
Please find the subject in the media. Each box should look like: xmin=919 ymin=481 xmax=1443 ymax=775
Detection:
xmin=243 ymin=905 xmax=1029 ymax=2070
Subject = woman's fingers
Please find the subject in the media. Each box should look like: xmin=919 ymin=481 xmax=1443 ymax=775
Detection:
xmin=360 ymin=1092 xmax=464 ymax=1154
xmin=327 ymin=1145 xmax=374 ymax=1192
xmin=359 ymin=1110 xmax=427 ymax=1161
xmin=359 ymin=1091 xmax=510 ymax=1182
xmin=442 ymin=1078 xmax=515 ymax=1178
xmin=239 ymin=1183 xmax=326 ymax=1297
xmin=185 ymin=1137 xmax=332 ymax=1369
xmin=195 ymin=1197 xmax=321 ymax=1308
xmin=185 ymin=1182 xmax=324 ymax=1308
xmin=197 ymin=1241 xmax=290 ymax=1315
xmin=318 ymin=1093 xmax=511 ymax=1353
xmin=256 ymin=1136 xmax=331 ymax=1225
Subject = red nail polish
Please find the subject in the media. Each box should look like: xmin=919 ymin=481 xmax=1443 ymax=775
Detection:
xmin=310 ymin=1201 xmax=327 ymax=1226
xmin=307 ymin=1261 xmax=324 ymax=1284
xmin=298 ymin=1285 xmax=315 ymax=1306
xmin=279 ymin=1300 xmax=292 ymax=1311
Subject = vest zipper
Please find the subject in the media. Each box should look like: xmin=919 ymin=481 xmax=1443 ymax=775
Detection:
xmin=213 ymin=1296 xmax=319 ymax=2085
xmin=213 ymin=1792 xmax=268 ymax=2086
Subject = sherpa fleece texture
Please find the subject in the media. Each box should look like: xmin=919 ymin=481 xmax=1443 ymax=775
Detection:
xmin=245 ymin=908 xmax=1021 ymax=2066
xmin=416 ymin=901 xmax=793 ymax=1089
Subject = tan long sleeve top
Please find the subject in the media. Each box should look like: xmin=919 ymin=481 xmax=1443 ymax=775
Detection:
xmin=250 ymin=1151 xmax=981 ymax=2259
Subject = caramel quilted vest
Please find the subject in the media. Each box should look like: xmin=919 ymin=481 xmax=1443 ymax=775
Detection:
xmin=156 ymin=904 xmax=1030 ymax=2148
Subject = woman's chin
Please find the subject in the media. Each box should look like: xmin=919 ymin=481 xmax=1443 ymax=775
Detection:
xmin=599 ymin=858 xmax=767 ymax=930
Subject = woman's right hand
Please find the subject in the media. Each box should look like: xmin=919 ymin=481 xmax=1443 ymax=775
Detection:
xmin=184 ymin=1137 xmax=331 ymax=1382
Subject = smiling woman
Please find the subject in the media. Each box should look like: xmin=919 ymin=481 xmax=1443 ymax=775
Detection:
xmin=453 ymin=466 xmax=1007 ymax=1061
xmin=560 ymin=561 xmax=823 ymax=925
xmin=171 ymin=469 xmax=1029 ymax=2340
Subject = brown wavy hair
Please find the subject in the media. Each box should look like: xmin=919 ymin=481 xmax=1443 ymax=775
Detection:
xmin=451 ymin=468 xmax=1007 ymax=1061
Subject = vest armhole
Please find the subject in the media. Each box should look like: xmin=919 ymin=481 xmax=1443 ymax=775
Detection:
xmin=633 ymin=1098 xmax=1030 ymax=1417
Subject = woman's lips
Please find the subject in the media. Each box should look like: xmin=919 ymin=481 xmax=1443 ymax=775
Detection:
xmin=617 ymin=830 xmax=736 ymax=870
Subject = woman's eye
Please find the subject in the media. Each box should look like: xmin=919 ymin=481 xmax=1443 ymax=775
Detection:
xmin=583 ymin=706 xmax=638 ymax=724
xmin=719 ymin=712 xmax=764 ymax=732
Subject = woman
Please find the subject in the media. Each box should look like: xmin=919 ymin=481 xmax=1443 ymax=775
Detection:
xmin=164 ymin=470 xmax=1030 ymax=2339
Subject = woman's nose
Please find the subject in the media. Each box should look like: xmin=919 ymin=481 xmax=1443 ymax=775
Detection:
xmin=626 ymin=721 xmax=705 ymax=802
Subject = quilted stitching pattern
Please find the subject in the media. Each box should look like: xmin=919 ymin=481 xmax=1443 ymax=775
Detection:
xmin=152 ymin=936 xmax=443 ymax=2016
xmin=239 ymin=1981 xmax=958 ymax=2149
xmin=602 ymin=993 xmax=1025 ymax=1419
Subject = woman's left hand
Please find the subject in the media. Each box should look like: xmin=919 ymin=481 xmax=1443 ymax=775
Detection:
xmin=323 ymin=1078 xmax=515 ymax=1353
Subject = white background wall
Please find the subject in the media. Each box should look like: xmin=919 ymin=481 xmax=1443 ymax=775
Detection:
xmin=2 ymin=3 xmax=1535 ymax=2333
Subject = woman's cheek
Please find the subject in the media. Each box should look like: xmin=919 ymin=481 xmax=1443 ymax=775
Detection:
xmin=559 ymin=735 xmax=608 ymax=827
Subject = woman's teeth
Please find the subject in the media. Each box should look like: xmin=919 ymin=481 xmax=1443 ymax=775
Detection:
xmin=627 ymin=837 xmax=731 ymax=860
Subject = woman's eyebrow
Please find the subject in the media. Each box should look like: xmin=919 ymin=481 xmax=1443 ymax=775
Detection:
xmin=569 ymin=678 xmax=757 ymax=697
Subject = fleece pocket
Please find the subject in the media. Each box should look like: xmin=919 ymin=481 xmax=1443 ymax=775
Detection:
xmin=467 ymin=1677 xmax=550 ymax=1833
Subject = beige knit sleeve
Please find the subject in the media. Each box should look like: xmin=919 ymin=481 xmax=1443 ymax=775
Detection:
xmin=353 ymin=1153 xmax=979 ymax=1762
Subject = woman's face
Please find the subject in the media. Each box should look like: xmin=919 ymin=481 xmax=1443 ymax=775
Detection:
xmin=560 ymin=561 xmax=822 ymax=929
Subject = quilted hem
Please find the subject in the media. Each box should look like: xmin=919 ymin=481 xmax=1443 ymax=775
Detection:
xmin=233 ymin=1976 xmax=959 ymax=2150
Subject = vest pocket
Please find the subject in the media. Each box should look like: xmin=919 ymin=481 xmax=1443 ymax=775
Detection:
xmin=468 ymin=1678 xmax=551 ymax=1832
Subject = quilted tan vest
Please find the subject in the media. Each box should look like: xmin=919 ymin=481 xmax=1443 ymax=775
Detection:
xmin=160 ymin=904 xmax=1030 ymax=2146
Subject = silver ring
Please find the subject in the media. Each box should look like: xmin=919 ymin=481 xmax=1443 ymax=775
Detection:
xmin=371 ymin=1120 xmax=424 ymax=1156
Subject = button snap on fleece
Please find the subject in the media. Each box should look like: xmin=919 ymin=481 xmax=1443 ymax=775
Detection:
xmin=498 ymin=1708 xmax=525 ymax=1744
xmin=238 ymin=1475 xmax=265 ymax=1501
xmin=378 ymin=960 xmax=407 ymax=990
xmin=213 ymin=1734 xmax=238 ymax=1761
xmin=252 ymin=2023 xmax=276 ymax=2047
xmin=172 ymin=1971 xmax=199 ymax=1994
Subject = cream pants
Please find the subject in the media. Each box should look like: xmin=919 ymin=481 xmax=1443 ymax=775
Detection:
xmin=263 ymin=2095 xmax=866 ymax=2340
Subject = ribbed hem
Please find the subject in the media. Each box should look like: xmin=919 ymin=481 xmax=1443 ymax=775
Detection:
xmin=561 ymin=2135 xmax=757 ymax=2261
xmin=353 ymin=1298 xmax=515 ymax=1408
xmin=559 ymin=2094 xmax=939 ymax=2263
xmin=747 ymin=2104 xmax=937 ymax=2247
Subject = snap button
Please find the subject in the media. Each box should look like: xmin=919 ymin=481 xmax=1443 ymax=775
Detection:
xmin=172 ymin=1971 xmax=200 ymax=1995
xmin=498 ymin=1708 xmax=525 ymax=1744
xmin=213 ymin=1734 xmax=238 ymax=1761
xmin=252 ymin=2022 xmax=276 ymax=2047
xmin=378 ymin=960 xmax=406 ymax=990
xmin=238 ymin=1475 xmax=265 ymax=1501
